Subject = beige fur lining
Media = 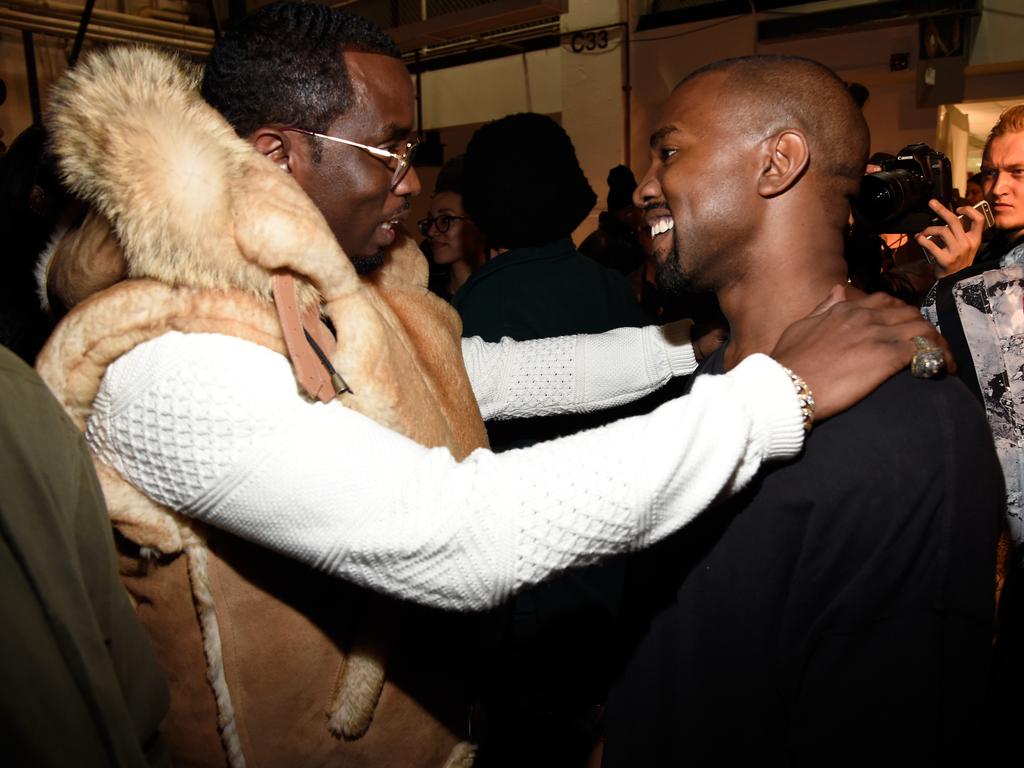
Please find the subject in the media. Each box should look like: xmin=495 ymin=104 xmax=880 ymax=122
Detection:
xmin=327 ymin=600 xmax=396 ymax=740
xmin=35 ymin=225 xmax=65 ymax=312
xmin=328 ymin=645 xmax=388 ymax=740
xmin=180 ymin=525 xmax=246 ymax=768
xmin=444 ymin=742 xmax=478 ymax=768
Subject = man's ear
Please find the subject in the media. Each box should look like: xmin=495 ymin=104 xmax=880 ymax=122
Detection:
xmin=251 ymin=127 xmax=297 ymax=174
xmin=757 ymin=130 xmax=809 ymax=198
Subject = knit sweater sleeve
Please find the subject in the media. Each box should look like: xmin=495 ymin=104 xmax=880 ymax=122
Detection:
xmin=462 ymin=322 xmax=698 ymax=421
xmin=87 ymin=332 xmax=802 ymax=611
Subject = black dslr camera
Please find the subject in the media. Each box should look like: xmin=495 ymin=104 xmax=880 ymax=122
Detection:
xmin=853 ymin=143 xmax=952 ymax=234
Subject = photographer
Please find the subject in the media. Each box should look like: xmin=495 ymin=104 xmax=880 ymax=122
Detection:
xmin=916 ymin=106 xmax=1024 ymax=548
xmin=914 ymin=109 xmax=1024 ymax=277
xmin=916 ymin=107 xmax=1024 ymax=757
xmin=849 ymin=145 xmax=966 ymax=304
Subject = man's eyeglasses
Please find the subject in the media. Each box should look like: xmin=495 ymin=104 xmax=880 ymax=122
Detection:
xmin=417 ymin=214 xmax=469 ymax=236
xmin=283 ymin=127 xmax=419 ymax=191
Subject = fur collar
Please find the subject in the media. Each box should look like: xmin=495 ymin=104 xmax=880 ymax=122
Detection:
xmin=44 ymin=46 xmax=427 ymax=312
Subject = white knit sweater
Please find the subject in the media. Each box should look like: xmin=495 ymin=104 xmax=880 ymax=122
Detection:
xmin=86 ymin=327 xmax=804 ymax=610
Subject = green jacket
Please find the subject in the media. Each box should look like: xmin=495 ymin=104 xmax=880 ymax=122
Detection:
xmin=0 ymin=345 xmax=169 ymax=767
xmin=453 ymin=238 xmax=649 ymax=343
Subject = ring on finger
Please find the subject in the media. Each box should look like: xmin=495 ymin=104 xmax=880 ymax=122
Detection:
xmin=910 ymin=335 xmax=945 ymax=379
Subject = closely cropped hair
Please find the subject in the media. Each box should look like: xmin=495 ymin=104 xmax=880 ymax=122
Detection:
xmin=201 ymin=1 xmax=400 ymax=147
xmin=680 ymin=55 xmax=869 ymax=199
xmin=462 ymin=113 xmax=596 ymax=250
xmin=986 ymin=104 xmax=1024 ymax=151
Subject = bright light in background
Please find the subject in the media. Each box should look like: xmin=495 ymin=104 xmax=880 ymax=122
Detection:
xmin=953 ymin=98 xmax=1024 ymax=172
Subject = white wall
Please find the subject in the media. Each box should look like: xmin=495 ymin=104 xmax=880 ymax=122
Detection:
xmin=759 ymin=23 xmax=935 ymax=158
xmin=624 ymin=9 xmax=1024 ymax=181
xmin=971 ymin=0 xmax=1024 ymax=66
xmin=560 ymin=0 xmax=627 ymax=241
xmin=418 ymin=48 xmax=561 ymax=130
xmin=628 ymin=15 xmax=757 ymax=181
xmin=626 ymin=17 xmax=942 ymax=169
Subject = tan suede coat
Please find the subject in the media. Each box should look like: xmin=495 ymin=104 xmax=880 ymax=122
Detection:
xmin=36 ymin=47 xmax=488 ymax=768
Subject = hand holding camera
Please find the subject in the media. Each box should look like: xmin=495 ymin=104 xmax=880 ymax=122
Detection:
xmin=915 ymin=199 xmax=992 ymax=278
xmin=852 ymin=143 xmax=993 ymax=280
xmin=855 ymin=143 xmax=953 ymax=235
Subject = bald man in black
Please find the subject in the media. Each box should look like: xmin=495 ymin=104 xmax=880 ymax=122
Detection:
xmin=601 ymin=56 xmax=1002 ymax=766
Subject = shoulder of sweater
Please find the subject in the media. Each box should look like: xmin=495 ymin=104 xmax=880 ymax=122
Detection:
xmin=818 ymin=371 xmax=990 ymax=451
xmin=108 ymin=331 xmax=294 ymax=392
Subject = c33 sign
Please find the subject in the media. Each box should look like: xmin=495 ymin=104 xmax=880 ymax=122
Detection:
xmin=563 ymin=26 xmax=623 ymax=54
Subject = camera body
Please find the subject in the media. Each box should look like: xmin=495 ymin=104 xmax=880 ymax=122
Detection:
xmin=853 ymin=143 xmax=953 ymax=234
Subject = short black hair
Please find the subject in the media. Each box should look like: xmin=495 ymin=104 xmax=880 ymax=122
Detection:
xmin=462 ymin=113 xmax=596 ymax=250
xmin=201 ymin=1 xmax=400 ymax=143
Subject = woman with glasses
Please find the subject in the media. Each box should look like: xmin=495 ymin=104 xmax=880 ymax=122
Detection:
xmin=418 ymin=156 xmax=485 ymax=302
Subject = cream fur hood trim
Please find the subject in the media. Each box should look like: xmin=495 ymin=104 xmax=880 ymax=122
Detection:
xmin=40 ymin=45 xmax=436 ymax=546
xmin=47 ymin=45 xmax=356 ymax=308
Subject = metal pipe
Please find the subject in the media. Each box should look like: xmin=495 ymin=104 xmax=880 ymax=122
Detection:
xmin=622 ymin=1 xmax=631 ymax=167
xmin=0 ymin=6 xmax=211 ymax=44
xmin=22 ymin=29 xmax=41 ymax=125
xmin=0 ymin=21 xmax=213 ymax=51
xmin=414 ymin=50 xmax=422 ymax=135
xmin=204 ymin=0 xmax=221 ymax=39
xmin=0 ymin=0 xmax=215 ymax=40
xmin=0 ymin=10 xmax=212 ymax=54
xmin=0 ymin=12 xmax=212 ymax=52
xmin=67 ymin=0 xmax=95 ymax=67
xmin=411 ymin=21 xmax=550 ymax=59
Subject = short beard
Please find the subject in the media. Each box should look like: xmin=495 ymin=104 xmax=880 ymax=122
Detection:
xmin=654 ymin=241 xmax=716 ymax=295
xmin=352 ymin=249 xmax=387 ymax=276
xmin=654 ymin=246 xmax=694 ymax=295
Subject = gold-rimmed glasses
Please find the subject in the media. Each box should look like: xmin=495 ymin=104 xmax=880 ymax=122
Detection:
xmin=284 ymin=127 xmax=419 ymax=190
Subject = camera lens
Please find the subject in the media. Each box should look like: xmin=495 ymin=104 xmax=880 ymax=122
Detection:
xmin=857 ymin=170 xmax=931 ymax=225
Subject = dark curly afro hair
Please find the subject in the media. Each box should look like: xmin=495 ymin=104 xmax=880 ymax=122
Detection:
xmin=461 ymin=113 xmax=597 ymax=250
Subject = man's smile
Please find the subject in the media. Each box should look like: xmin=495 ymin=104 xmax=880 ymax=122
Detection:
xmin=644 ymin=203 xmax=675 ymax=240
xmin=374 ymin=202 xmax=411 ymax=246
xmin=650 ymin=216 xmax=675 ymax=237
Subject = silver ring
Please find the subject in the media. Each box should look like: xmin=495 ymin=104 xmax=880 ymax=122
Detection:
xmin=910 ymin=335 xmax=945 ymax=379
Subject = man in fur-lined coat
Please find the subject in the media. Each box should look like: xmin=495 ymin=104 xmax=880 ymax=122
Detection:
xmin=35 ymin=3 xmax=949 ymax=766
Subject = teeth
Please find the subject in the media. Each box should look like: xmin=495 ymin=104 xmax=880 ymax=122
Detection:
xmin=651 ymin=218 xmax=675 ymax=236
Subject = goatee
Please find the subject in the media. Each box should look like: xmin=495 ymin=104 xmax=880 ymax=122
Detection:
xmin=352 ymin=249 xmax=387 ymax=276
xmin=655 ymin=244 xmax=695 ymax=295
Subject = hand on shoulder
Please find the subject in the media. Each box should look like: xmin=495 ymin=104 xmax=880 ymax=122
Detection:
xmin=772 ymin=285 xmax=953 ymax=421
